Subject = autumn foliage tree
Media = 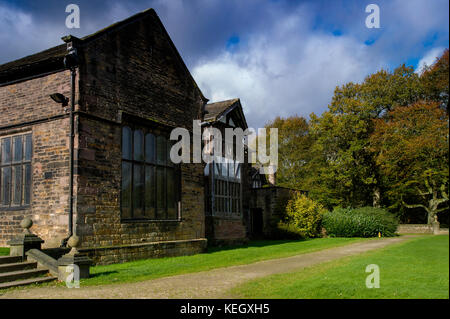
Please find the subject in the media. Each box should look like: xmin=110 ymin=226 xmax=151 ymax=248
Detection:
xmin=421 ymin=49 xmax=449 ymax=112
xmin=371 ymin=102 xmax=449 ymax=224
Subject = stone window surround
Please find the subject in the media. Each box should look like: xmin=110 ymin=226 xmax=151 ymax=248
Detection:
xmin=0 ymin=131 xmax=32 ymax=210
xmin=120 ymin=122 xmax=181 ymax=222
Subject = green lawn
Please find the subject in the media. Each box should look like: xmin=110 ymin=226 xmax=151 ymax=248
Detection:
xmin=0 ymin=247 xmax=9 ymax=256
xmin=231 ymin=235 xmax=449 ymax=299
xmin=82 ymin=237 xmax=367 ymax=286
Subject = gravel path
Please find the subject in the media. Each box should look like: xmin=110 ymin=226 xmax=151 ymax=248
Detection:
xmin=0 ymin=236 xmax=416 ymax=299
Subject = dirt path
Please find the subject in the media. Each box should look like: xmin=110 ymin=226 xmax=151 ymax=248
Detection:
xmin=0 ymin=236 xmax=417 ymax=299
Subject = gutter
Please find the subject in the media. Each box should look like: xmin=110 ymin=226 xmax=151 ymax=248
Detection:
xmin=60 ymin=35 xmax=81 ymax=247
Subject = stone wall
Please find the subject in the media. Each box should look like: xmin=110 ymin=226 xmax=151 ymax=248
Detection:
xmin=0 ymin=70 xmax=73 ymax=247
xmin=396 ymin=224 xmax=433 ymax=234
xmin=74 ymin=115 xmax=206 ymax=249
xmin=249 ymin=186 xmax=295 ymax=237
xmin=79 ymin=238 xmax=207 ymax=265
xmin=205 ymin=216 xmax=247 ymax=246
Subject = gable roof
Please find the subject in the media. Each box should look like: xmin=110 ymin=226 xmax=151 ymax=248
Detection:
xmin=0 ymin=8 xmax=207 ymax=102
xmin=203 ymin=98 xmax=248 ymax=129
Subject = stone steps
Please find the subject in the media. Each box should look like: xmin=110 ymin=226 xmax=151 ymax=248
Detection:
xmin=0 ymin=261 xmax=37 ymax=273
xmin=0 ymin=276 xmax=57 ymax=290
xmin=0 ymin=253 xmax=59 ymax=289
xmin=0 ymin=256 xmax=22 ymax=265
xmin=0 ymin=268 xmax=50 ymax=284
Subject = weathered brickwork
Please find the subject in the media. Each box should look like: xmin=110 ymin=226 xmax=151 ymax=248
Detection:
xmin=205 ymin=216 xmax=247 ymax=246
xmin=0 ymin=71 xmax=73 ymax=247
xmin=0 ymin=70 xmax=72 ymax=128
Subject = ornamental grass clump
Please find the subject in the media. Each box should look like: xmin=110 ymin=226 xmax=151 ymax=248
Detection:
xmin=322 ymin=206 xmax=398 ymax=237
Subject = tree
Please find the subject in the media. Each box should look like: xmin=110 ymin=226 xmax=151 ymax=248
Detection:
xmin=308 ymin=65 xmax=423 ymax=209
xmin=370 ymin=102 xmax=449 ymax=224
xmin=264 ymin=116 xmax=313 ymax=190
xmin=421 ymin=49 xmax=449 ymax=112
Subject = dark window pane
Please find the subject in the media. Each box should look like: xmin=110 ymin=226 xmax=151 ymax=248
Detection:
xmin=24 ymin=164 xmax=31 ymax=205
xmin=122 ymin=127 xmax=132 ymax=160
xmin=167 ymin=168 xmax=176 ymax=219
xmin=121 ymin=162 xmax=132 ymax=218
xmin=1 ymin=138 xmax=11 ymax=164
xmin=13 ymin=136 xmax=23 ymax=163
xmin=133 ymin=164 xmax=145 ymax=218
xmin=156 ymin=167 xmax=165 ymax=218
xmin=156 ymin=136 xmax=167 ymax=165
xmin=134 ymin=130 xmax=144 ymax=161
xmin=12 ymin=166 xmax=22 ymax=205
xmin=1 ymin=167 xmax=11 ymax=206
xmin=145 ymin=133 xmax=156 ymax=163
xmin=167 ymin=140 xmax=174 ymax=166
xmin=145 ymin=165 xmax=155 ymax=219
xmin=24 ymin=134 xmax=32 ymax=162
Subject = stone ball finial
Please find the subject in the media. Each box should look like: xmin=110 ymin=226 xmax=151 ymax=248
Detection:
xmin=68 ymin=235 xmax=80 ymax=249
xmin=20 ymin=217 xmax=33 ymax=234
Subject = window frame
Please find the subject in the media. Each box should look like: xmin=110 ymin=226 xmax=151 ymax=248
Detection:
xmin=0 ymin=132 xmax=32 ymax=210
xmin=205 ymin=156 xmax=242 ymax=218
xmin=120 ymin=124 xmax=182 ymax=222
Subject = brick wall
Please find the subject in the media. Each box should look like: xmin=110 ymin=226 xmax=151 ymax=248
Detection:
xmin=0 ymin=71 xmax=72 ymax=247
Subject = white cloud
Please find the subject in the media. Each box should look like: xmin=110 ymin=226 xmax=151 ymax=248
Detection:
xmin=192 ymin=8 xmax=384 ymax=128
xmin=416 ymin=47 xmax=446 ymax=74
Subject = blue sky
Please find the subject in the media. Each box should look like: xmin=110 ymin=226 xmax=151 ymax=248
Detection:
xmin=0 ymin=0 xmax=448 ymax=128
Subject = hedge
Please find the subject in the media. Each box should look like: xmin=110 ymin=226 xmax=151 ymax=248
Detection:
xmin=322 ymin=206 xmax=398 ymax=237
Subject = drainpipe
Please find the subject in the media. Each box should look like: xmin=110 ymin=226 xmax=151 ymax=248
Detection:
xmin=61 ymin=36 xmax=80 ymax=247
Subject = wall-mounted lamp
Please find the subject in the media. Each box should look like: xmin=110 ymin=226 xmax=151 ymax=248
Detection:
xmin=50 ymin=93 xmax=69 ymax=107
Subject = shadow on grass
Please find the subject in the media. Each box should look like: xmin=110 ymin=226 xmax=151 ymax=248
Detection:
xmin=89 ymin=270 xmax=120 ymax=279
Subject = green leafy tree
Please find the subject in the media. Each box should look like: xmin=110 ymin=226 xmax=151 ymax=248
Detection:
xmin=308 ymin=65 xmax=423 ymax=209
xmin=264 ymin=116 xmax=313 ymax=190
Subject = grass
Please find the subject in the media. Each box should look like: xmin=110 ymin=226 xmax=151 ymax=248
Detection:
xmin=0 ymin=247 xmax=9 ymax=256
xmin=81 ymin=237 xmax=368 ymax=286
xmin=230 ymin=235 xmax=449 ymax=299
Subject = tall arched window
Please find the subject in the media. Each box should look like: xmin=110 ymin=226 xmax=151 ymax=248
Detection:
xmin=121 ymin=126 xmax=180 ymax=220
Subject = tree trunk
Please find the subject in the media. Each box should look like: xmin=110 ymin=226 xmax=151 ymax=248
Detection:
xmin=373 ymin=187 xmax=381 ymax=208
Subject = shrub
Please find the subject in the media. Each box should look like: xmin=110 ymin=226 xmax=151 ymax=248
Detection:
xmin=279 ymin=193 xmax=327 ymax=238
xmin=322 ymin=206 xmax=398 ymax=237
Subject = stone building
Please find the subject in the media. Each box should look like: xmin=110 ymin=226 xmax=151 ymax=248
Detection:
xmin=0 ymin=9 xmax=292 ymax=264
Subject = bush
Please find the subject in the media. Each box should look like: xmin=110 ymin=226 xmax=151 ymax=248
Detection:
xmin=322 ymin=206 xmax=398 ymax=237
xmin=278 ymin=193 xmax=327 ymax=238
